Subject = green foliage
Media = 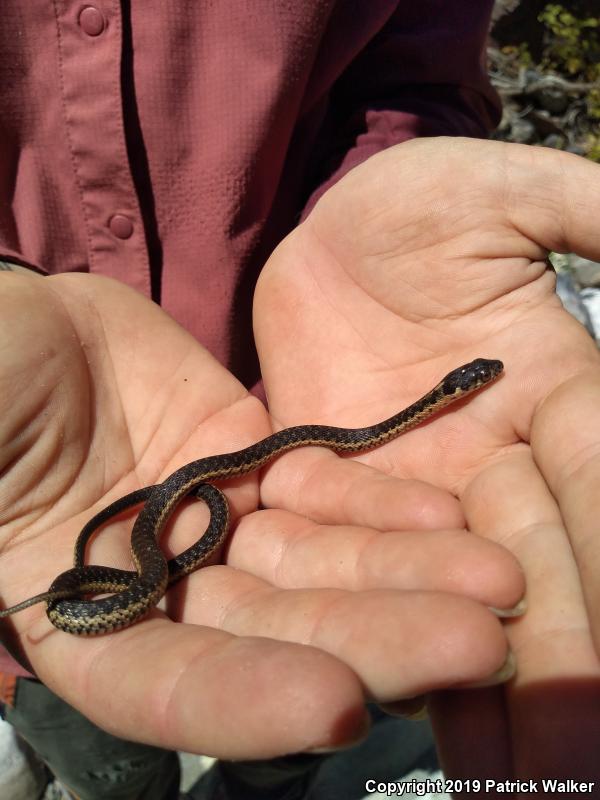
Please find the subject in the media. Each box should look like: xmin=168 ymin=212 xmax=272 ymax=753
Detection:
xmin=538 ymin=4 xmax=600 ymax=80
xmin=586 ymin=88 xmax=600 ymax=161
xmin=497 ymin=5 xmax=600 ymax=161
xmin=586 ymin=135 xmax=600 ymax=162
xmin=500 ymin=42 xmax=534 ymax=67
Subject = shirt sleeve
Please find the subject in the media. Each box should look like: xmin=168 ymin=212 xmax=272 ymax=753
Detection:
xmin=301 ymin=0 xmax=501 ymax=217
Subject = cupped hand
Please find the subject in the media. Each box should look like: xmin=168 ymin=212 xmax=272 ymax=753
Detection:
xmin=253 ymin=137 xmax=600 ymax=778
xmin=0 ymin=270 xmax=517 ymax=760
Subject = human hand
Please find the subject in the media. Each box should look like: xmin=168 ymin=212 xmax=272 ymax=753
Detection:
xmin=0 ymin=270 xmax=518 ymax=760
xmin=253 ymin=137 xmax=600 ymax=779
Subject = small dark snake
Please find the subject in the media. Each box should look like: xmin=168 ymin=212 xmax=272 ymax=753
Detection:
xmin=0 ymin=358 xmax=503 ymax=635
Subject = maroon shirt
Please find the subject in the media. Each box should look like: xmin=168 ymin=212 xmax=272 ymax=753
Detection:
xmin=0 ymin=0 xmax=500 ymax=675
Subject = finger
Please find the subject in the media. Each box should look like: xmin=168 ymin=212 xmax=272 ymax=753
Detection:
xmin=463 ymin=450 xmax=600 ymax=779
xmin=531 ymin=369 xmax=600 ymax=653
xmin=174 ymin=567 xmax=512 ymax=701
xmin=229 ymin=509 xmax=525 ymax=612
xmin=345 ymin=138 xmax=600 ymax=263
xmin=22 ymin=615 xmax=369 ymax=760
xmin=495 ymin=142 xmax=600 ymax=260
xmin=261 ymin=449 xmax=464 ymax=531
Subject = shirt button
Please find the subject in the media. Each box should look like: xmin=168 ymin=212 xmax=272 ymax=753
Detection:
xmin=108 ymin=214 xmax=134 ymax=239
xmin=79 ymin=6 xmax=106 ymax=37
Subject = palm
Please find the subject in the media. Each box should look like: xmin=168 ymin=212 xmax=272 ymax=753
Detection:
xmin=257 ymin=139 xmax=594 ymax=485
xmin=0 ymin=270 xmax=520 ymax=759
xmin=0 ymin=273 xmax=265 ymax=602
xmin=255 ymin=137 xmax=600 ymax=778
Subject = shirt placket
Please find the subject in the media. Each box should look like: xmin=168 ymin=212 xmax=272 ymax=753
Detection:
xmin=53 ymin=1 xmax=151 ymax=296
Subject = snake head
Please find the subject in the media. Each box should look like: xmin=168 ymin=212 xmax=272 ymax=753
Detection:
xmin=441 ymin=358 xmax=504 ymax=396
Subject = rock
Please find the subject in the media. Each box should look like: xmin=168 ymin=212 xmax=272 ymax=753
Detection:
xmin=568 ymin=255 xmax=600 ymax=288
xmin=556 ymin=271 xmax=595 ymax=337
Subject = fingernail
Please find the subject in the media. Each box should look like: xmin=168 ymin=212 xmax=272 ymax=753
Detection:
xmin=306 ymin=710 xmax=371 ymax=754
xmin=379 ymin=695 xmax=428 ymax=720
xmin=461 ymin=650 xmax=516 ymax=689
xmin=488 ymin=597 xmax=527 ymax=618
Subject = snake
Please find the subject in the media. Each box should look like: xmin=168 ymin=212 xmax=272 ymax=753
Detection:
xmin=0 ymin=358 xmax=503 ymax=635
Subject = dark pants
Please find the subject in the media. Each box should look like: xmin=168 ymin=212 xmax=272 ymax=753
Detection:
xmin=1 ymin=677 xmax=180 ymax=800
